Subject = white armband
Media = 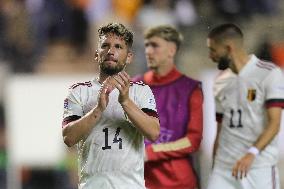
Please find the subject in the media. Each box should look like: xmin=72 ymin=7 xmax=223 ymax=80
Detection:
xmin=248 ymin=146 xmax=260 ymax=156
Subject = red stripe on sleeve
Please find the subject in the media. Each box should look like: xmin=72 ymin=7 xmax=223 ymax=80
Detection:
xmin=62 ymin=115 xmax=81 ymax=128
xmin=142 ymin=108 xmax=159 ymax=118
xmin=265 ymin=99 xmax=284 ymax=109
xmin=266 ymin=102 xmax=284 ymax=109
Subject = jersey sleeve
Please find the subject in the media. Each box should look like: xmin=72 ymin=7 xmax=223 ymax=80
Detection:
xmin=62 ymin=88 xmax=83 ymax=120
xmin=214 ymin=80 xmax=225 ymax=123
xmin=263 ymin=68 xmax=284 ymax=108
xmin=213 ymin=75 xmax=226 ymax=115
xmin=214 ymin=97 xmax=223 ymax=114
xmin=137 ymin=85 xmax=158 ymax=117
xmin=215 ymin=98 xmax=224 ymax=123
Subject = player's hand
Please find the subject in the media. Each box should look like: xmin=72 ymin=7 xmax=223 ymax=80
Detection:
xmin=232 ymin=153 xmax=255 ymax=179
xmin=96 ymin=77 xmax=113 ymax=111
xmin=112 ymin=71 xmax=130 ymax=105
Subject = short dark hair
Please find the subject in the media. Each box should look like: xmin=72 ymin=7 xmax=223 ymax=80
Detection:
xmin=144 ymin=25 xmax=184 ymax=51
xmin=98 ymin=23 xmax=134 ymax=48
xmin=208 ymin=23 xmax=243 ymax=43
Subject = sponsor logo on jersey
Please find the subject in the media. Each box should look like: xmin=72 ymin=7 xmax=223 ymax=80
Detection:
xmin=64 ymin=98 xmax=68 ymax=109
xmin=247 ymin=89 xmax=256 ymax=102
xmin=148 ymin=98 xmax=156 ymax=105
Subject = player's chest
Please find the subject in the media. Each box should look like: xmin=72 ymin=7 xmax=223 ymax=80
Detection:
xmin=219 ymin=77 xmax=265 ymax=107
xmin=82 ymin=89 xmax=130 ymax=120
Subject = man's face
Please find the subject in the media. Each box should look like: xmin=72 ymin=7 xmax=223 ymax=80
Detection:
xmin=96 ymin=33 xmax=131 ymax=75
xmin=207 ymin=38 xmax=231 ymax=70
xmin=144 ymin=36 xmax=173 ymax=70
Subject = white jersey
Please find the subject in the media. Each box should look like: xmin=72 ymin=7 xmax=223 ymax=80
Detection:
xmin=63 ymin=79 xmax=157 ymax=189
xmin=213 ymin=54 xmax=284 ymax=168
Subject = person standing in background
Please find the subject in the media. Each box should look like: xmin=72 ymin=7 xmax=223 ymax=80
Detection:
xmin=133 ymin=25 xmax=203 ymax=189
xmin=206 ymin=23 xmax=284 ymax=189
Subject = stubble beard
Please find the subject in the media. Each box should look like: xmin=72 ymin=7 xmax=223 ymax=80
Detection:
xmin=217 ymin=55 xmax=231 ymax=70
xmin=100 ymin=61 xmax=125 ymax=75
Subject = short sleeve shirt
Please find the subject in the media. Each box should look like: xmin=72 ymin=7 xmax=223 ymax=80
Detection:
xmin=213 ymin=55 xmax=284 ymax=168
xmin=63 ymin=79 xmax=157 ymax=189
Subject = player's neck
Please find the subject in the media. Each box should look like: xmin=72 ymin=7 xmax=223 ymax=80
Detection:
xmin=232 ymin=51 xmax=250 ymax=74
xmin=153 ymin=62 xmax=175 ymax=77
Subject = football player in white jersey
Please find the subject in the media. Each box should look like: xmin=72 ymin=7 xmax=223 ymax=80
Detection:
xmin=62 ymin=23 xmax=160 ymax=189
xmin=206 ymin=23 xmax=284 ymax=189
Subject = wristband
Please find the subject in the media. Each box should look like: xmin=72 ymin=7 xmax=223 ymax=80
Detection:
xmin=248 ymin=146 xmax=259 ymax=156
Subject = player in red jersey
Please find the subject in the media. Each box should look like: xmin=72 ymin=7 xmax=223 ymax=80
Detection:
xmin=133 ymin=25 xmax=203 ymax=189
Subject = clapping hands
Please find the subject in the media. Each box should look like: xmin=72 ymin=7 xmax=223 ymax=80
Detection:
xmin=96 ymin=71 xmax=131 ymax=112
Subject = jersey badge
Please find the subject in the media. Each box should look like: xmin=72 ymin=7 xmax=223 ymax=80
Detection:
xmin=247 ymin=89 xmax=256 ymax=102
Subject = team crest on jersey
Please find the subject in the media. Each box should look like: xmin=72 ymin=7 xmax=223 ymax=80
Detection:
xmin=247 ymin=89 xmax=256 ymax=102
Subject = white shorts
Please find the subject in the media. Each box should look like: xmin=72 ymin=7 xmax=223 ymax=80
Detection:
xmin=207 ymin=165 xmax=280 ymax=189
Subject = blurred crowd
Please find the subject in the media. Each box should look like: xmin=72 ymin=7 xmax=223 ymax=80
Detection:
xmin=0 ymin=0 xmax=283 ymax=188
xmin=0 ymin=0 xmax=282 ymax=73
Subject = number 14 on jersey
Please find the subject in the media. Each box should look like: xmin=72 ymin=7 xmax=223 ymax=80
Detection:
xmin=102 ymin=127 xmax=123 ymax=150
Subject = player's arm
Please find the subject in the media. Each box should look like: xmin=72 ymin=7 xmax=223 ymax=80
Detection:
xmin=232 ymin=68 xmax=284 ymax=179
xmin=62 ymin=84 xmax=109 ymax=147
xmin=232 ymin=107 xmax=282 ymax=179
xmin=145 ymin=86 xmax=203 ymax=161
xmin=253 ymin=68 xmax=284 ymax=151
xmin=253 ymin=68 xmax=284 ymax=152
xmin=113 ymin=71 xmax=160 ymax=142
xmin=62 ymin=108 xmax=103 ymax=147
xmin=253 ymin=107 xmax=282 ymax=151
xmin=121 ymin=99 xmax=160 ymax=142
